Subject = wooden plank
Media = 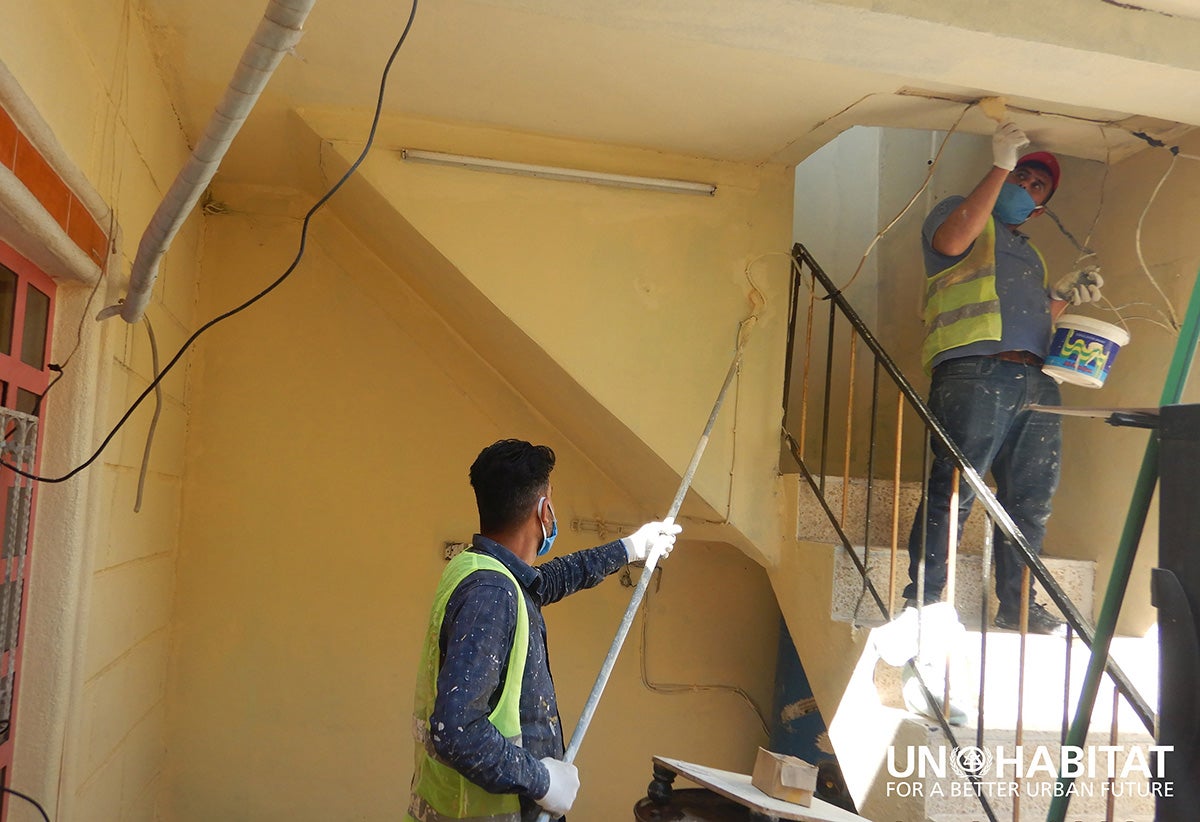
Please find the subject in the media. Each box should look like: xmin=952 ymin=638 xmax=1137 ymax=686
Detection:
xmin=653 ymin=757 xmax=868 ymax=822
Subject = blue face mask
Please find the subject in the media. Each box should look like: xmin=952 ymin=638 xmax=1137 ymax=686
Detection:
xmin=993 ymin=182 xmax=1037 ymax=226
xmin=537 ymin=497 xmax=557 ymax=556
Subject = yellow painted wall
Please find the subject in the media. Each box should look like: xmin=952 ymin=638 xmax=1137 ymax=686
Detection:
xmin=305 ymin=112 xmax=796 ymax=562
xmin=169 ymin=198 xmax=781 ymax=820
xmin=0 ymin=0 xmax=201 ymax=819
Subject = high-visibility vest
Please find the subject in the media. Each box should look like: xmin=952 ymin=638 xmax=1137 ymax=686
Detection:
xmin=407 ymin=552 xmax=530 ymax=822
xmin=920 ymin=216 xmax=1047 ymax=373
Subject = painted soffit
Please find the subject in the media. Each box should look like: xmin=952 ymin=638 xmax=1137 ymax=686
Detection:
xmin=136 ymin=0 xmax=1200 ymax=182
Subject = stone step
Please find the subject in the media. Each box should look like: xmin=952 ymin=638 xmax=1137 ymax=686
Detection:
xmin=831 ymin=545 xmax=1096 ymax=630
xmin=797 ymin=475 xmax=991 ymax=552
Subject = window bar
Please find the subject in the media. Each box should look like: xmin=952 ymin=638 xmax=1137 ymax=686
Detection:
xmin=1014 ymin=564 xmax=1032 ymax=822
xmin=818 ymin=298 xmax=837 ymax=494
xmin=840 ymin=334 xmax=858 ymax=527
xmin=0 ymin=413 xmax=35 ymax=747
xmin=977 ymin=515 xmax=993 ymax=750
xmin=888 ymin=393 xmax=904 ymax=620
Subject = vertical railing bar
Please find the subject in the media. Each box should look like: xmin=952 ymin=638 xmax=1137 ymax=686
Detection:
xmin=819 ymin=299 xmax=837 ymax=494
xmin=947 ymin=467 xmax=960 ymax=609
xmin=889 ymin=393 xmax=903 ymax=620
xmin=943 ymin=468 xmax=960 ymax=722
xmin=865 ymin=358 xmax=880 ymax=559
xmin=977 ymin=515 xmax=993 ymax=750
xmin=1062 ymin=624 xmax=1074 ymax=747
xmin=1015 ymin=565 xmax=1031 ymax=822
xmin=799 ymin=277 xmax=816 ymax=464
xmin=781 ymin=258 xmax=801 ymax=420
xmin=854 ymin=357 xmax=881 ymax=624
xmin=916 ymin=433 xmax=931 ymax=611
xmin=841 ymin=334 xmax=858 ymax=527
xmin=916 ymin=434 xmax=931 ymax=664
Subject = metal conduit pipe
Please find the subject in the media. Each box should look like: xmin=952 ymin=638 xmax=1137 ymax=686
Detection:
xmin=110 ymin=0 xmax=317 ymax=324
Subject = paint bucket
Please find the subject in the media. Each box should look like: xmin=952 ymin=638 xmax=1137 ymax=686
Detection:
xmin=1042 ymin=314 xmax=1130 ymax=389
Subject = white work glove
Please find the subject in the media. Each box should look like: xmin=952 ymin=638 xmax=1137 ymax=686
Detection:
xmin=1052 ymin=266 xmax=1105 ymax=305
xmin=536 ymin=757 xmax=579 ymax=819
xmin=992 ymin=121 xmax=1030 ymax=171
xmin=622 ymin=519 xmax=682 ymax=563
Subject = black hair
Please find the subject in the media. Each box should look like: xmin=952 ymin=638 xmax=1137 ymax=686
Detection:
xmin=1016 ymin=160 xmax=1057 ymax=205
xmin=469 ymin=439 xmax=556 ymax=533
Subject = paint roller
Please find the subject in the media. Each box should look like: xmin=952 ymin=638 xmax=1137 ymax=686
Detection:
xmin=978 ymin=95 xmax=1009 ymax=123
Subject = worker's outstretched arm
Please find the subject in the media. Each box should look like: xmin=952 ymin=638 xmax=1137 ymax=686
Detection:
xmin=931 ymin=122 xmax=1029 ymax=256
xmin=931 ymin=167 xmax=1008 ymax=256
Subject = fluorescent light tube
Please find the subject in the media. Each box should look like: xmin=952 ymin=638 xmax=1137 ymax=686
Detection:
xmin=400 ymin=149 xmax=716 ymax=196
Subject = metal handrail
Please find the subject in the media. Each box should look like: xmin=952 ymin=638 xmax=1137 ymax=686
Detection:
xmin=786 ymin=242 xmax=1155 ymax=737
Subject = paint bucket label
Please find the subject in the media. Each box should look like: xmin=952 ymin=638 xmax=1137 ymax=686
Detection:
xmin=1042 ymin=316 xmax=1129 ymax=389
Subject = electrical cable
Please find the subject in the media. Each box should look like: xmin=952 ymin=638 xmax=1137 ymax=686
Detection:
xmin=1 ymin=786 xmax=51 ymax=822
xmin=134 ymin=315 xmax=162 ymax=512
xmin=1134 ymin=152 xmax=1182 ymax=331
xmin=638 ymin=569 xmax=771 ymax=738
xmin=836 ymin=103 xmax=972 ymax=293
xmin=1081 ymin=129 xmax=1110 ymax=255
xmin=0 ymin=0 xmax=420 ymax=483
xmin=1041 ymin=207 xmax=1095 ymax=260
xmin=31 ymin=215 xmax=114 ymax=418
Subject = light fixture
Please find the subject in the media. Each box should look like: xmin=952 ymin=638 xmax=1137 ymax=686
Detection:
xmin=400 ymin=149 xmax=716 ymax=196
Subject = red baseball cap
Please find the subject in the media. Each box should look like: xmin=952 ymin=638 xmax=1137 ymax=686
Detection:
xmin=1017 ymin=151 xmax=1061 ymax=197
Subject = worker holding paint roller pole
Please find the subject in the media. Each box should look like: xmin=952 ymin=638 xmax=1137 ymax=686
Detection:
xmin=901 ymin=120 xmax=1105 ymax=642
xmin=406 ymin=438 xmax=680 ymax=822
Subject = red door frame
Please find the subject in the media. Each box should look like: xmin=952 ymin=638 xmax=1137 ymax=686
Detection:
xmin=0 ymin=238 xmax=54 ymax=815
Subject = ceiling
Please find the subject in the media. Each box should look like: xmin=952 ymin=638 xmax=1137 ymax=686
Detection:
xmin=138 ymin=0 xmax=1200 ymax=186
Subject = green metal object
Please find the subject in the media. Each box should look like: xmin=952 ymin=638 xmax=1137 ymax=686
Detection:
xmin=1048 ymin=268 xmax=1200 ymax=821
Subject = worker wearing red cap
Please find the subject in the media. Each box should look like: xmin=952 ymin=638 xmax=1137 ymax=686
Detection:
xmin=901 ymin=121 xmax=1103 ymax=646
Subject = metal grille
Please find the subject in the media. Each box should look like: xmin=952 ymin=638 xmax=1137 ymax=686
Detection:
xmin=0 ymin=409 xmax=36 ymax=747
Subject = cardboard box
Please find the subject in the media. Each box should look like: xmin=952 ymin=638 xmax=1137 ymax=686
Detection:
xmin=750 ymin=747 xmax=817 ymax=807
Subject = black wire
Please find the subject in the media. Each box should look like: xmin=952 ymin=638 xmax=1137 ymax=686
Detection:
xmin=0 ymin=0 xmax=420 ymax=484
xmin=1 ymin=786 xmax=51 ymax=822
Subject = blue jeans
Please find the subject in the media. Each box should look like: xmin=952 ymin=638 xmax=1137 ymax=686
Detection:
xmin=903 ymin=356 xmax=1062 ymax=613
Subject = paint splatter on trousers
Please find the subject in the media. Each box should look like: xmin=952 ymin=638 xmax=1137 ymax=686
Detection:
xmin=903 ymin=355 xmax=1062 ymax=613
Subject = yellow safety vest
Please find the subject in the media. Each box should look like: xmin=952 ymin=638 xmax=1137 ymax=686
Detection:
xmin=920 ymin=217 xmax=1047 ymax=373
xmin=407 ymin=552 xmax=530 ymax=822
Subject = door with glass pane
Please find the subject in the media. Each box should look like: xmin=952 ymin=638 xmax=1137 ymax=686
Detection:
xmin=0 ymin=240 xmax=53 ymax=812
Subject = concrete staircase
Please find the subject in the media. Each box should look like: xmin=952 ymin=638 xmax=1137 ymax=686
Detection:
xmin=798 ymin=475 xmax=1096 ymax=629
xmin=796 ymin=474 xmax=1161 ymax=821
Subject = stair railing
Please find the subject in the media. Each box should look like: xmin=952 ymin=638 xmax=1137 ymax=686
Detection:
xmin=784 ymin=242 xmax=1156 ymax=821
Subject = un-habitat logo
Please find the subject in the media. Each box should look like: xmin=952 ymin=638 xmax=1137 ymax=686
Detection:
xmin=949 ymin=746 xmax=993 ymax=779
xmin=884 ymin=744 xmax=1175 ymax=801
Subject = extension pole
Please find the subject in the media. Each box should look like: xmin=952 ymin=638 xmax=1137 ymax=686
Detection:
xmin=533 ymin=345 xmax=746 ymax=822
xmin=1047 ymin=266 xmax=1200 ymax=821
